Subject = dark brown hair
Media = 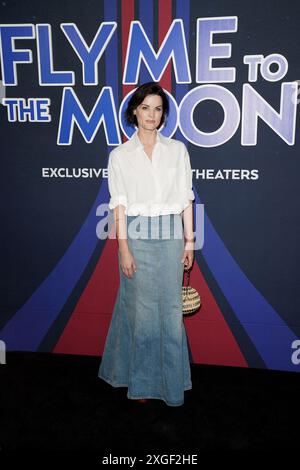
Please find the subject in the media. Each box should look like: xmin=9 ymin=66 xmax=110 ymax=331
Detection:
xmin=125 ymin=81 xmax=169 ymax=129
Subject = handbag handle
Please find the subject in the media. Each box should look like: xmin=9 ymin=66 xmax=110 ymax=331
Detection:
xmin=183 ymin=268 xmax=191 ymax=287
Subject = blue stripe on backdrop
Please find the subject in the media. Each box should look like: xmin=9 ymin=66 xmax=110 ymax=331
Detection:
xmin=201 ymin=207 xmax=299 ymax=371
xmin=0 ymin=0 xmax=118 ymax=351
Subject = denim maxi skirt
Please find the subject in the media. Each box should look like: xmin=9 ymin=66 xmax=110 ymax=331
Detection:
xmin=98 ymin=213 xmax=192 ymax=406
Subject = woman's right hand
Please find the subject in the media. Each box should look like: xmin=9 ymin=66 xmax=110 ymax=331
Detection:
xmin=119 ymin=249 xmax=137 ymax=279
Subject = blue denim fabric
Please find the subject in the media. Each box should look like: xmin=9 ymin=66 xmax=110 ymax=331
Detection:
xmin=98 ymin=214 xmax=192 ymax=406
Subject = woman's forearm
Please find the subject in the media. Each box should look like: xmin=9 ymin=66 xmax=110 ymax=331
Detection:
xmin=182 ymin=201 xmax=194 ymax=249
xmin=114 ymin=205 xmax=129 ymax=253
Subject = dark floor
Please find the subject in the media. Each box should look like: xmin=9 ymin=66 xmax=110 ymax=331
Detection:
xmin=0 ymin=351 xmax=299 ymax=454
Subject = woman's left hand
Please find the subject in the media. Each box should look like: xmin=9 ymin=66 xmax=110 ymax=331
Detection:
xmin=181 ymin=245 xmax=194 ymax=270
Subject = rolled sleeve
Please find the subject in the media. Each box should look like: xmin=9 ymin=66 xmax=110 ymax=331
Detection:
xmin=183 ymin=143 xmax=195 ymax=201
xmin=107 ymin=151 xmax=127 ymax=210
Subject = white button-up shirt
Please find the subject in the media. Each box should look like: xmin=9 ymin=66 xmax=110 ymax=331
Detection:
xmin=107 ymin=129 xmax=195 ymax=216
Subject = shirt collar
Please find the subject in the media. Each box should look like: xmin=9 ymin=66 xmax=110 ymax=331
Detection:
xmin=126 ymin=128 xmax=167 ymax=151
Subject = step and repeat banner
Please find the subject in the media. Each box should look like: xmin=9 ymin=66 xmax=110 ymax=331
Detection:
xmin=0 ymin=0 xmax=300 ymax=371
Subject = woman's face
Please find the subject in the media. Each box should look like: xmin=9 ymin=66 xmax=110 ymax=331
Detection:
xmin=133 ymin=94 xmax=163 ymax=131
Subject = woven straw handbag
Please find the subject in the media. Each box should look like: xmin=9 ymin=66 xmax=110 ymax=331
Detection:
xmin=182 ymin=268 xmax=201 ymax=314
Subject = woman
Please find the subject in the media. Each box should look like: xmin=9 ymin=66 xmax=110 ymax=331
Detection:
xmin=98 ymin=82 xmax=195 ymax=407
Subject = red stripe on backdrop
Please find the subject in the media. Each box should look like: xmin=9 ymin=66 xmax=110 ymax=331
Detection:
xmin=184 ymin=265 xmax=248 ymax=367
xmin=121 ymin=0 xmax=136 ymax=138
xmin=121 ymin=0 xmax=135 ymax=73
xmin=158 ymin=0 xmax=172 ymax=91
xmin=53 ymin=238 xmax=121 ymax=356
